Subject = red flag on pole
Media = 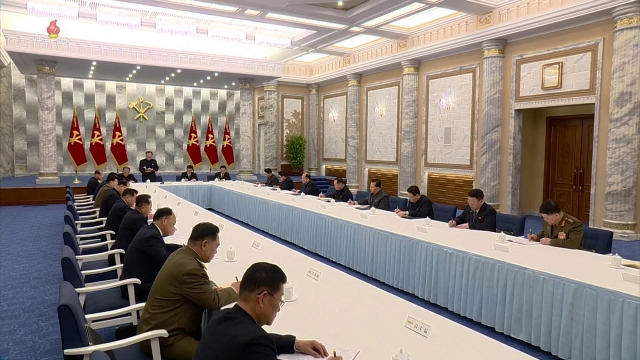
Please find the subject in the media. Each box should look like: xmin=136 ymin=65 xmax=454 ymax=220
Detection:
xmin=109 ymin=111 xmax=128 ymax=169
xmin=67 ymin=107 xmax=88 ymax=169
xmin=186 ymin=112 xmax=203 ymax=167
xmin=221 ymin=116 xmax=235 ymax=168
xmin=89 ymin=106 xmax=107 ymax=169
xmin=203 ymin=115 xmax=219 ymax=168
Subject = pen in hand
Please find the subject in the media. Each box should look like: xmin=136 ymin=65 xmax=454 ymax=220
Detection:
xmin=333 ymin=349 xmax=337 ymax=357
xmin=235 ymin=276 xmax=239 ymax=282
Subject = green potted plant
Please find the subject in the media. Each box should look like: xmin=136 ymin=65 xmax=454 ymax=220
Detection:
xmin=284 ymin=135 xmax=306 ymax=175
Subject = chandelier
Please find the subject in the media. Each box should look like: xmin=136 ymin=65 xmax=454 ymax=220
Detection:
xmin=208 ymin=24 xmax=247 ymax=42
xmin=254 ymin=30 xmax=292 ymax=48
xmin=374 ymin=103 xmax=386 ymax=117
xmin=27 ymin=0 xmax=78 ymax=20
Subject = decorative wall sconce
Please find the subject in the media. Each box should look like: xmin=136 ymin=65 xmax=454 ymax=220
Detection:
xmin=374 ymin=102 xmax=386 ymax=117
xmin=328 ymin=109 xmax=339 ymax=122
xmin=439 ymin=97 xmax=454 ymax=111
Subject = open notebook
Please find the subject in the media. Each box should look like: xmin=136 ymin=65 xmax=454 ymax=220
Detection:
xmin=278 ymin=346 xmax=360 ymax=360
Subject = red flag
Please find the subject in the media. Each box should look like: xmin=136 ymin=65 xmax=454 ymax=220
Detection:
xmin=203 ymin=115 xmax=219 ymax=168
xmin=67 ymin=107 xmax=88 ymax=169
xmin=109 ymin=111 xmax=128 ymax=168
xmin=221 ymin=116 xmax=235 ymax=168
xmin=89 ymin=106 xmax=107 ymax=169
xmin=186 ymin=113 xmax=203 ymax=166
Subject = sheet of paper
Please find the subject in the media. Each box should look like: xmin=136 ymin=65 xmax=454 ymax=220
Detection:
xmin=278 ymin=346 xmax=360 ymax=360
xmin=507 ymin=237 xmax=540 ymax=245
xmin=355 ymin=205 xmax=370 ymax=210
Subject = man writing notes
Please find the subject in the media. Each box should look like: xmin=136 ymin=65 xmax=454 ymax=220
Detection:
xmin=194 ymin=262 xmax=342 ymax=360
xmin=396 ymin=186 xmax=434 ymax=219
xmin=93 ymin=173 xmax=118 ymax=209
xmin=278 ymin=171 xmax=295 ymax=191
xmin=448 ymin=189 xmax=496 ymax=232
xmin=104 ymin=188 xmax=138 ymax=240
xmin=320 ymin=177 xmax=353 ymax=202
xmin=118 ymin=166 xmax=137 ymax=183
xmin=139 ymin=150 xmax=159 ymax=182
xmin=213 ymin=165 xmax=231 ymax=181
xmin=181 ymin=165 xmax=199 ymax=182
xmin=110 ymin=194 xmax=152 ymax=266
xmin=263 ymin=168 xmax=280 ymax=187
xmin=86 ymin=170 xmax=102 ymax=197
xmin=99 ymin=180 xmax=129 ymax=218
xmin=348 ymin=179 xmax=390 ymax=211
xmin=137 ymin=223 xmax=240 ymax=360
xmin=120 ymin=207 xmax=181 ymax=301
xmin=294 ymin=173 xmax=320 ymax=196
xmin=528 ymin=199 xmax=583 ymax=249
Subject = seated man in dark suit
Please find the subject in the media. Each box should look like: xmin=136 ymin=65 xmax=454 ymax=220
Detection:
xmin=528 ymin=199 xmax=583 ymax=249
xmin=348 ymin=178 xmax=390 ymax=211
xmin=86 ymin=170 xmax=102 ymax=198
xmin=99 ymin=180 xmax=129 ymax=218
xmin=137 ymin=223 xmax=240 ymax=360
xmin=278 ymin=171 xmax=294 ymax=191
xmin=320 ymin=177 xmax=353 ymax=202
xmin=294 ymin=173 xmax=320 ymax=196
xmin=449 ymin=188 xmax=497 ymax=232
xmin=262 ymin=168 xmax=280 ymax=187
xmin=396 ymin=185 xmax=434 ymax=219
xmin=110 ymin=194 xmax=153 ymax=266
xmin=194 ymin=262 xmax=341 ymax=360
xmin=103 ymin=188 xmax=138 ymax=244
xmin=213 ymin=165 xmax=231 ymax=181
xmin=120 ymin=207 xmax=181 ymax=301
xmin=118 ymin=166 xmax=137 ymax=183
xmin=181 ymin=165 xmax=198 ymax=182
xmin=93 ymin=173 xmax=118 ymax=209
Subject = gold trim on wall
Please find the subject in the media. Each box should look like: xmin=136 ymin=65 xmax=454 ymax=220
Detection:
xmin=264 ymin=84 xmax=277 ymax=91
xmin=256 ymin=96 xmax=265 ymax=119
xmin=541 ymin=61 xmax=563 ymax=90
xmin=515 ymin=44 xmax=598 ymax=103
xmin=477 ymin=12 xmax=493 ymax=29
xmin=483 ymin=48 xmax=504 ymax=57
xmin=364 ymin=81 xmax=401 ymax=165
xmin=321 ymin=92 xmax=348 ymax=162
xmin=603 ymin=221 xmax=636 ymax=231
xmin=348 ymin=80 xmax=361 ymax=86
xmin=614 ymin=16 xmax=640 ymax=29
xmin=403 ymin=67 xmax=419 ymax=74
xmin=280 ymin=95 xmax=305 ymax=161
xmin=424 ymin=68 xmax=477 ymax=170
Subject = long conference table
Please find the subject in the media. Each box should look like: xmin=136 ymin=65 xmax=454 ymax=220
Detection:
xmin=133 ymin=183 xmax=533 ymax=359
xmin=138 ymin=182 xmax=640 ymax=360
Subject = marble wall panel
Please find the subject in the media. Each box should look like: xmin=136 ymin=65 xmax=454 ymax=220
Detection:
xmin=322 ymin=94 xmax=347 ymax=161
xmin=281 ymin=96 xmax=304 ymax=160
xmin=366 ymin=85 xmax=399 ymax=163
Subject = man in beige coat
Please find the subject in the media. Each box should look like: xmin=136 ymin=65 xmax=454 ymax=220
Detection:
xmin=138 ymin=222 xmax=240 ymax=360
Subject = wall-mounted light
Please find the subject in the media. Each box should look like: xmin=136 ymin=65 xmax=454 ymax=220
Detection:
xmin=374 ymin=103 xmax=386 ymax=117
xmin=439 ymin=97 xmax=454 ymax=111
xmin=328 ymin=109 xmax=338 ymax=122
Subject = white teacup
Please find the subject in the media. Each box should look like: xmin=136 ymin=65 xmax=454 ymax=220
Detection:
xmin=424 ymin=217 xmax=432 ymax=226
xmin=226 ymin=247 xmax=236 ymax=261
xmin=301 ymin=193 xmax=306 ymax=199
xmin=330 ymin=199 xmax=336 ymax=206
xmin=146 ymin=179 xmax=150 ymax=183
xmin=392 ymin=349 xmax=410 ymax=360
xmin=277 ymin=188 xmax=281 ymax=193
xmin=284 ymin=283 xmax=295 ymax=301
xmin=497 ymin=232 xmax=507 ymax=243
xmin=370 ymin=207 xmax=377 ymax=215
xmin=609 ymin=253 xmax=622 ymax=267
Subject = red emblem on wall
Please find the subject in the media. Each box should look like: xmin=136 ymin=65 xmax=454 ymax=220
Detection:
xmin=47 ymin=20 xmax=60 ymax=39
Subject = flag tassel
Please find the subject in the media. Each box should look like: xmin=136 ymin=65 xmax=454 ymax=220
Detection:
xmin=72 ymin=170 xmax=81 ymax=184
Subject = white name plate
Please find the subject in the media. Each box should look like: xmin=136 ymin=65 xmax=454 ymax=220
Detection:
xmin=163 ymin=194 xmax=168 ymax=200
xmin=153 ymin=188 xmax=157 ymax=194
xmin=415 ymin=226 xmax=429 ymax=234
xmin=306 ymin=267 xmax=322 ymax=281
xmin=404 ymin=316 xmax=431 ymax=339
xmin=359 ymin=213 xmax=369 ymax=220
xmin=319 ymin=204 xmax=327 ymax=210
xmin=621 ymin=272 xmax=640 ymax=284
xmin=176 ymin=201 xmax=181 ymax=207
xmin=193 ymin=210 xmax=199 ymax=217
xmin=251 ymin=240 xmax=262 ymax=250
xmin=144 ymin=185 xmax=148 ymax=189
xmin=492 ymin=243 xmax=511 ymax=253
xmin=290 ymin=197 xmax=296 ymax=202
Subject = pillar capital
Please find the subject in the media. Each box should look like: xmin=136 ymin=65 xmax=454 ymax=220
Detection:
xmin=611 ymin=2 xmax=640 ymax=30
xmin=263 ymin=81 xmax=277 ymax=91
xmin=347 ymin=74 xmax=361 ymax=86
xmin=34 ymin=59 xmax=57 ymax=74
xmin=401 ymin=60 xmax=420 ymax=74
xmin=238 ymin=78 xmax=255 ymax=89
xmin=308 ymin=84 xmax=319 ymax=94
xmin=481 ymin=39 xmax=507 ymax=57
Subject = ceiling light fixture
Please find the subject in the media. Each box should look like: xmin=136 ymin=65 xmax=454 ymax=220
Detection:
xmin=128 ymin=73 xmax=132 ymax=77
xmin=137 ymin=66 xmax=141 ymax=69
xmin=224 ymin=85 xmax=228 ymax=88
xmin=361 ymin=3 xmax=426 ymax=27
xmin=171 ymin=73 xmax=175 ymax=77
xmin=126 ymin=78 xmax=129 ymax=81
xmin=92 ymin=61 xmax=97 ymax=65
xmin=266 ymin=13 xmax=347 ymax=29
xmin=231 ymin=82 xmax=235 ymax=85
xmin=214 ymin=73 xmax=219 ymax=76
xmin=177 ymin=69 xmax=181 ymax=73
xmin=132 ymin=70 xmax=137 ymax=74
xmin=88 ymin=75 xmax=92 ymax=78
xmin=161 ymin=80 xmax=165 ymax=83
xmin=207 ymin=76 xmax=211 ymax=80
xmin=338 ymin=1 xmax=343 ymax=6
xmin=96 ymin=6 xmax=141 ymax=28
xmin=89 ymin=71 xmax=93 ymax=74
xmin=90 ymin=66 xmax=94 ymax=70
xmin=27 ymin=0 xmax=78 ymax=20
xmin=166 ymin=77 xmax=170 ymax=80
xmin=194 ymin=82 xmax=197 ymax=86
xmin=200 ymin=80 xmax=203 ymax=83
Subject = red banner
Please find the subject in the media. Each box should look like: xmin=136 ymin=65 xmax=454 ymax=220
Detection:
xmin=186 ymin=113 xmax=203 ymax=167
xmin=66 ymin=107 xmax=88 ymax=169
xmin=221 ymin=116 xmax=235 ymax=168
xmin=203 ymin=115 xmax=219 ymax=168
xmin=109 ymin=111 xmax=128 ymax=168
xmin=89 ymin=107 xmax=107 ymax=169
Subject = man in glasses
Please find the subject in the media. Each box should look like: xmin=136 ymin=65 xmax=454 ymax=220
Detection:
xmin=194 ymin=262 xmax=342 ymax=360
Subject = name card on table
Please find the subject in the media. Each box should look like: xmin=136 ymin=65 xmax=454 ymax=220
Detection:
xmin=404 ymin=316 xmax=431 ymax=339
xmin=306 ymin=267 xmax=322 ymax=281
xmin=290 ymin=197 xmax=296 ymax=202
xmin=492 ymin=243 xmax=511 ymax=253
xmin=359 ymin=213 xmax=369 ymax=220
xmin=415 ymin=226 xmax=429 ymax=234
xmin=251 ymin=240 xmax=262 ymax=250
xmin=621 ymin=272 xmax=640 ymax=284
xmin=144 ymin=185 xmax=149 ymax=190
xmin=153 ymin=188 xmax=157 ymax=194
xmin=176 ymin=201 xmax=181 ymax=207
xmin=319 ymin=204 xmax=327 ymax=210
xmin=163 ymin=195 xmax=168 ymax=200
xmin=218 ymin=223 xmax=225 ymax=231
xmin=193 ymin=210 xmax=199 ymax=217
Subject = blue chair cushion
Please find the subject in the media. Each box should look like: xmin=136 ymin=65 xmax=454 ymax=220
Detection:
xmin=433 ymin=203 xmax=457 ymax=223
xmin=389 ymin=196 xmax=408 ymax=212
xmin=324 ymin=186 xmax=336 ymax=196
xmin=496 ymin=213 xmax=526 ymax=237
xmin=583 ymin=227 xmax=613 ymax=254
xmin=62 ymin=245 xmax=86 ymax=288
xmin=175 ymin=175 xmax=182 ymax=181
xmin=354 ymin=191 xmax=369 ymax=202
xmin=111 ymin=345 xmax=155 ymax=360
xmin=154 ymin=175 xmax=163 ymax=183
xmin=84 ymin=287 xmax=130 ymax=315
xmin=58 ymin=282 xmax=90 ymax=352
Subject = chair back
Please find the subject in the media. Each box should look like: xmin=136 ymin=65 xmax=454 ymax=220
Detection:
xmin=583 ymin=227 xmax=613 ymax=254
xmin=66 ymin=202 xmax=80 ymax=220
xmin=90 ymin=352 xmax=112 ymax=360
xmin=175 ymin=175 xmax=182 ymax=181
xmin=324 ymin=185 xmax=336 ymax=196
xmin=496 ymin=213 xmax=526 ymax=237
xmin=155 ymin=175 xmax=163 ymax=183
xmin=433 ymin=203 xmax=457 ymax=222
xmin=389 ymin=196 xmax=408 ymax=211
xmin=206 ymin=174 xmax=215 ymax=182
xmin=58 ymin=281 xmax=90 ymax=359
xmin=64 ymin=211 xmax=79 ymax=234
xmin=311 ymin=177 xmax=331 ymax=193
xmin=355 ymin=191 xmax=369 ymax=202
xmin=61 ymin=245 xmax=86 ymax=288
xmin=63 ymin=225 xmax=82 ymax=255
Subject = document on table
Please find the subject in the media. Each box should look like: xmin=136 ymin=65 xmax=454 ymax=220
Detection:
xmin=507 ymin=237 xmax=541 ymax=245
xmin=278 ymin=346 xmax=360 ymax=360
xmin=355 ymin=205 xmax=371 ymax=210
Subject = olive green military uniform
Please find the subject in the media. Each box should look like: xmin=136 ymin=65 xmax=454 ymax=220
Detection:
xmin=138 ymin=246 xmax=238 ymax=360
xmin=535 ymin=212 xmax=583 ymax=249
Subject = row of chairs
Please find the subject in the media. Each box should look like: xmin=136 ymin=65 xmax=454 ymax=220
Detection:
xmin=60 ymin=187 xmax=168 ymax=360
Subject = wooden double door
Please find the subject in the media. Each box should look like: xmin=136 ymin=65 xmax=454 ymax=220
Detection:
xmin=544 ymin=115 xmax=594 ymax=222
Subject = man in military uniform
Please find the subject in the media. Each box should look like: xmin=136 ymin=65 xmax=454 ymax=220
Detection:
xmin=528 ymin=199 xmax=583 ymax=249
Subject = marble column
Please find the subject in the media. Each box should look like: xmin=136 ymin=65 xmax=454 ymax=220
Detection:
xmin=0 ymin=60 xmax=14 ymax=177
xmin=399 ymin=61 xmax=420 ymax=196
xmin=263 ymin=81 xmax=278 ymax=169
xmin=307 ymin=85 xmax=319 ymax=175
xmin=34 ymin=60 xmax=60 ymax=184
xmin=479 ymin=39 xmax=507 ymax=207
xmin=346 ymin=74 xmax=361 ymax=190
xmin=237 ymin=78 xmax=257 ymax=180
xmin=603 ymin=2 xmax=640 ymax=235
